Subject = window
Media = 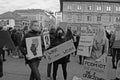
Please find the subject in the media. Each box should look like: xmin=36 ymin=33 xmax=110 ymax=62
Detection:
xmin=40 ymin=16 xmax=42 ymax=21
xmin=77 ymin=5 xmax=81 ymax=10
xmin=116 ymin=7 xmax=120 ymax=11
xmin=77 ymin=14 xmax=82 ymax=22
xmin=116 ymin=17 xmax=120 ymax=22
xmin=109 ymin=16 xmax=112 ymax=22
xmin=107 ymin=6 xmax=111 ymax=11
xmin=6 ymin=20 xmax=9 ymax=25
xmin=97 ymin=15 xmax=101 ymax=21
xmin=97 ymin=6 xmax=101 ymax=11
xmin=67 ymin=5 xmax=72 ymax=10
xmin=88 ymin=6 xmax=92 ymax=10
xmin=87 ymin=15 xmax=92 ymax=21
xmin=67 ymin=14 xmax=72 ymax=22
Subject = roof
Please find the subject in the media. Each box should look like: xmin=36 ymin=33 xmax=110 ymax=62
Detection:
xmin=14 ymin=9 xmax=45 ymax=14
xmin=0 ymin=12 xmax=22 ymax=20
xmin=60 ymin=0 xmax=120 ymax=11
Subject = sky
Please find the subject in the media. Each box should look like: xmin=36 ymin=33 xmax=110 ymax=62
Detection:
xmin=0 ymin=0 xmax=60 ymax=14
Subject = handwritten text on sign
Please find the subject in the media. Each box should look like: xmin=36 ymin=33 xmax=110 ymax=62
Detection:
xmin=80 ymin=60 xmax=107 ymax=80
xmin=45 ymin=40 xmax=76 ymax=63
xmin=77 ymin=35 xmax=94 ymax=57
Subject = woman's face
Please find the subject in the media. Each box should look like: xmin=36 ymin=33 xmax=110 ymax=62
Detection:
xmin=58 ymin=30 xmax=64 ymax=39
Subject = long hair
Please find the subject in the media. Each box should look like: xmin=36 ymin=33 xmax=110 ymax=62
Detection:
xmin=65 ymin=28 xmax=73 ymax=41
xmin=94 ymin=25 xmax=107 ymax=45
xmin=56 ymin=27 xmax=65 ymax=39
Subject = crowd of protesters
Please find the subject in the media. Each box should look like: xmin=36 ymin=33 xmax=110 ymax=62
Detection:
xmin=0 ymin=20 xmax=120 ymax=80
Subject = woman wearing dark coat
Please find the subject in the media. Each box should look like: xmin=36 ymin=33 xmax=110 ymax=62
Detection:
xmin=46 ymin=28 xmax=56 ymax=80
xmin=52 ymin=27 xmax=69 ymax=80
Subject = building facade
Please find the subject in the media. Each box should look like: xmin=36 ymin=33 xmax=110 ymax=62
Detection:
xmin=14 ymin=9 xmax=56 ymax=30
xmin=55 ymin=12 xmax=62 ymax=25
xmin=60 ymin=0 xmax=120 ymax=29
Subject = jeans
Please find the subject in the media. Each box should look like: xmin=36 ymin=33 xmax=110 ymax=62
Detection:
xmin=53 ymin=62 xmax=67 ymax=80
xmin=28 ymin=59 xmax=41 ymax=80
xmin=47 ymin=63 xmax=52 ymax=78
xmin=112 ymin=48 xmax=120 ymax=69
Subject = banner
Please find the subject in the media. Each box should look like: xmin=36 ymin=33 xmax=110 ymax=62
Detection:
xmin=45 ymin=40 xmax=76 ymax=63
xmin=43 ymin=31 xmax=50 ymax=49
xmin=79 ymin=60 xmax=108 ymax=80
xmin=25 ymin=36 xmax=42 ymax=60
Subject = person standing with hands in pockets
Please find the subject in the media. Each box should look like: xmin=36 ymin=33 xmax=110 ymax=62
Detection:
xmin=20 ymin=20 xmax=42 ymax=80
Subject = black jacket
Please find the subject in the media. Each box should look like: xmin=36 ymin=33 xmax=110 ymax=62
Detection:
xmin=20 ymin=30 xmax=42 ymax=64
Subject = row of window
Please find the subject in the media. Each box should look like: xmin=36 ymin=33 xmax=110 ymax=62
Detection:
xmin=67 ymin=15 xmax=120 ymax=22
xmin=67 ymin=5 xmax=120 ymax=12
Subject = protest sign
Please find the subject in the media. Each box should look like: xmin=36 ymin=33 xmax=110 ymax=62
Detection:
xmin=43 ymin=31 xmax=50 ymax=49
xmin=77 ymin=35 xmax=94 ymax=57
xmin=79 ymin=60 xmax=108 ymax=80
xmin=77 ymin=26 xmax=95 ymax=57
xmin=25 ymin=36 xmax=42 ymax=60
xmin=45 ymin=39 xmax=76 ymax=63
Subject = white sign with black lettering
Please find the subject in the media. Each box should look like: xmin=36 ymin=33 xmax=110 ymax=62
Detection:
xmin=45 ymin=40 xmax=76 ymax=63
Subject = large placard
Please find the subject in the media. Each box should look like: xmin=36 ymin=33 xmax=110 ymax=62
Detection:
xmin=77 ymin=35 xmax=94 ymax=57
xmin=25 ymin=36 xmax=42 ymax=60
xmin=80 ymin=60 xmax=108 ymax=80
xmin=45 ymin=40 xmax=76 ymax=63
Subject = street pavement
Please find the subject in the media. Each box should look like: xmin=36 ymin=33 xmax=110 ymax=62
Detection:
xmin=0 ymin=55 xmax=117 ymax=80
xmin=0 ymin=55 xmax=83 ymax=80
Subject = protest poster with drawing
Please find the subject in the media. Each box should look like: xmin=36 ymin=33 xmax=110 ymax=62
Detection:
xmin=43 ymin=31 xmax=50 ymax=49
xmin=25 ymin=36 xmax=42 ymax=60
xmin=45 ymin=39 xmax=76 ymax=63
xmin=77 ymin=26 xmax=94 ymax=57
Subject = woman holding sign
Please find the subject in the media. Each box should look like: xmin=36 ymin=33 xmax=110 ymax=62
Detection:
xmin=46 ymin=27 xmax=56 ymax=80
xmin=91 ymin=26 xmax=109 ymax=62
xmin=20 ymin=20 xmax=42 ymax=80
xmin=52 ymin=27 xmax=69 ymax=80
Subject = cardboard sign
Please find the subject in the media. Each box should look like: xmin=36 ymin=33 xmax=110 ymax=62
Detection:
xmin=45 ymin=40 xmax=76 ymax=63
xmin=25 ymin=36 xmax=42 ymax=60
xmin=77 ymin=35 xmax=94 ymax=57
xmin=79 ymin=60 xmax=108 ymax=80
xmin=43 ymin=31 xmax=50 ymax=49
